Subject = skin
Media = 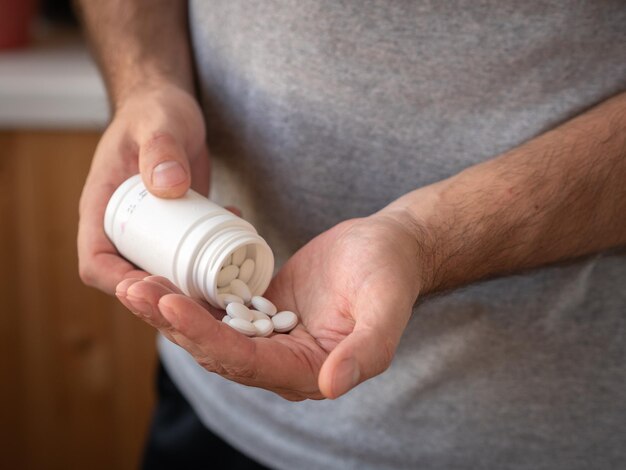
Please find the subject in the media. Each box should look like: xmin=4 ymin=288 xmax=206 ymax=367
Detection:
xmin=77 ymin=1 xmax=626 ymax=400
xmin=117 ymin=213 xmax=422 ymax=400
xmin=75 ymin=0 xmax=206 ymax=292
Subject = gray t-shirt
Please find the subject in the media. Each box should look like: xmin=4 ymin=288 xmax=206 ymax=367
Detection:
xmin=160 ymin=1 xmax=626 ymax=468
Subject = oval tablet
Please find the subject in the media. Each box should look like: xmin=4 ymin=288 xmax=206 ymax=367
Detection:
xmin=217 ymin=264 xmax=239 ymax=287
xmin=221 ymin=315 xmax=232 ymax=325
xmin=229 ymin=279 xmax=252 ymax=303
xmin=272 ymin=311 xmax=298 ymax=333
xmin=231 ymin=246 xmax=248 ymax=267
xmin=250 ymin=309 xmax=270 ymax=322
xmin=226 ymin=302 xmax=253 ymax=322
xmin=228 ymin=317 xmax=256 ymax=336
xmin=238 ymin=258 xmax=255 ymax=283
xmin=251 ymin=296 xmax=277 ymax=316
xmin=253 ymin=319 xmax=273 ymax=337
xmin=218 ymin=293 xmax=244 ymax=307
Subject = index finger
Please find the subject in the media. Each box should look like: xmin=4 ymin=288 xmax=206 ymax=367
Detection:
xmin=158 ymin=294 xmax=324 ymax=394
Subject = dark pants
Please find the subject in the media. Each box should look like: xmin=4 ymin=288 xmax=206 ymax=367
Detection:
xmin=141 ymin=362 xmax=271 ymax=470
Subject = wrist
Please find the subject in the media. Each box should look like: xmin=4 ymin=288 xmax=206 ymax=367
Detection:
xmin=113 ymin=84 xmax=203 ymax=133
xmin=378 ymin=180 xmax=457 ymax=296
xmin=374 ymin=194 xmax=440 ymax=298
xmin=111 ymin=76 xmax=195 ymax=114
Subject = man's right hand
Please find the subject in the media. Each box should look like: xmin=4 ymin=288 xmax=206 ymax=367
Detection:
xmin=78 ymin=85 xmax=210 ymax=294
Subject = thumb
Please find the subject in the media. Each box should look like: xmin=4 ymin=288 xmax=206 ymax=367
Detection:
xmin=318 ymin=323 xmax=399 ymax=399
xmin=139 ymin=132 xmax=191 ymax=198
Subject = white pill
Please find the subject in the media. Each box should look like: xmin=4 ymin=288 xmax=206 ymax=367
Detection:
xmin=221 ymin=315 xmax=232 ymax=325
xmin=226 ymin=302 xmax=253 ymax=322
xmin=231 ymin=246 xmax=248 ymax=267
xmin=251 ymin=296 xmax=277 ymax=316
xmin=218 ymin=293 xmax=244 ymax=307
xmin=217 ymin=286 xmax=231 ymax=295
xmin=272 ymin=311 xmax=298 ymax=333
xmin=250 ymin=309 xmax=270 ymax=321
xmin=229 ymin=279 xmax=252 ymax=303
xmin=238 ymin=258 xmax=255 ymax=283
xmin=228 ymin=317 xmax=256 ymax=336
xmin=253 ymin=319 xmax=274 ymax=337
xmin=217 ymin=264 xmax=239 ymax=287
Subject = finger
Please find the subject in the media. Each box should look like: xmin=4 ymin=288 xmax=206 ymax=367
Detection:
xmin=159 ymin=293 xmax=256 ymax=378
xmin=317 ymin=280 xmax=412 ymax=399
xmin=319 ymin=271 xmax=416 ymax=398
xmin=154 ymin=327 xmax=181 ymax=349
xmin=123 ymin=279 xmax=180 ymax=330
xmin=115 ymin=277 xmax=143 ymax=312
xmin=318 ymin=324 xmax=400 ymax=399
xmin=158 ymin=294 xmax=323 ymax=391
xmin=142 ymin=275 xmax=184 ymax=294
xmin=142 ymin=275 xmax=224 ymax=318
xmin=116 ymin=278 xmax=179 ymax=344
xmin=139 ymin=132 xmax=191 ymax=198
xmin=79 ymin=250 xmax=147 ymax=294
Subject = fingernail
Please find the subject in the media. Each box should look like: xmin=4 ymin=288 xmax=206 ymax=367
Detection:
xmin=152 ymin=161 xmax=187 ymax=188
xmin=332 ymin=358 xmax=360 ymax=397
xmin=159 ymin=303 xmax=179 ymax=328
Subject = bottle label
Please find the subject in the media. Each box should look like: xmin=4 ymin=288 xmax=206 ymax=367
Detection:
xmin=119 ymin=187 xmax=148 ymax=234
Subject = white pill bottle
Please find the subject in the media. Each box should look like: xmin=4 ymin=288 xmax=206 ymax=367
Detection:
xmin=104 ymin=174 xmax=274 ymax=309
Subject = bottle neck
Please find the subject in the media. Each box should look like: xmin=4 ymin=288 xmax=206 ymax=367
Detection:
xmin=192 ymin=226 xmax=274 ymax=308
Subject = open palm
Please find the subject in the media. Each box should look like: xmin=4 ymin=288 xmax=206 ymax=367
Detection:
xmin=117 ymin=213 xmax=422 ymax=400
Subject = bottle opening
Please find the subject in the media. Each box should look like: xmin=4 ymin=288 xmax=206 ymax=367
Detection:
xmin=193 ymin=228 xmax=274 ymax=309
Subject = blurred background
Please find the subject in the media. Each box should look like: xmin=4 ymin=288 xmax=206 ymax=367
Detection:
xmin=0 ymin=1 xmax=157 ymax=469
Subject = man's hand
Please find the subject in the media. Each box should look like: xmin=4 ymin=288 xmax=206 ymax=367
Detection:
xmin=112 ymin=90 xmax=626 ymax=401
xmin=76 ymin=0 xmax=204 ymax=293
xmin=78 ymin=85 xmax=210 ymax=293
xmin=115 ymin=212 xmax=423 ymax=400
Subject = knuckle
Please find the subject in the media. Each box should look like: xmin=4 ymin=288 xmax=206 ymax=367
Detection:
xmin=224 ymin=363 xmax=257 ymax=380
xmin=197 ymin=356 xmax=256 ymax=381
xmin=196 ymin=357 xmax=222 ymax=374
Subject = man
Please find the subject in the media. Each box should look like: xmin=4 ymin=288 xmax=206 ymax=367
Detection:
xmin=76 ymin=1 xmax=626 ymax=468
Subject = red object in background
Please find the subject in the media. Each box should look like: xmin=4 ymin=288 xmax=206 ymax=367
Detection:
xmin=0 ymin=0 xmax=37 ymax=50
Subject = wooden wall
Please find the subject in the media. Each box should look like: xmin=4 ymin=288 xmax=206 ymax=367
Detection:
xmin=0 ymin=131 xmax=157 ymax=470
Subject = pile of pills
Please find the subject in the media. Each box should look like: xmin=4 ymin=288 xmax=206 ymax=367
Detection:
xmin=221 ymin=295 xmax=298 ymax=337
xmin=216 ymin=246 xmax=255 ymax=299
xmin=217 ymin=246 xmax=298 ymax=337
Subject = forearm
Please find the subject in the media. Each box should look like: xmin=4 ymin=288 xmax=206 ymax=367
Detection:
xmin=385 ymin=92 xmax=626 ymax=295
xmin=75 ymin=0 xmax=194 ymax=109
